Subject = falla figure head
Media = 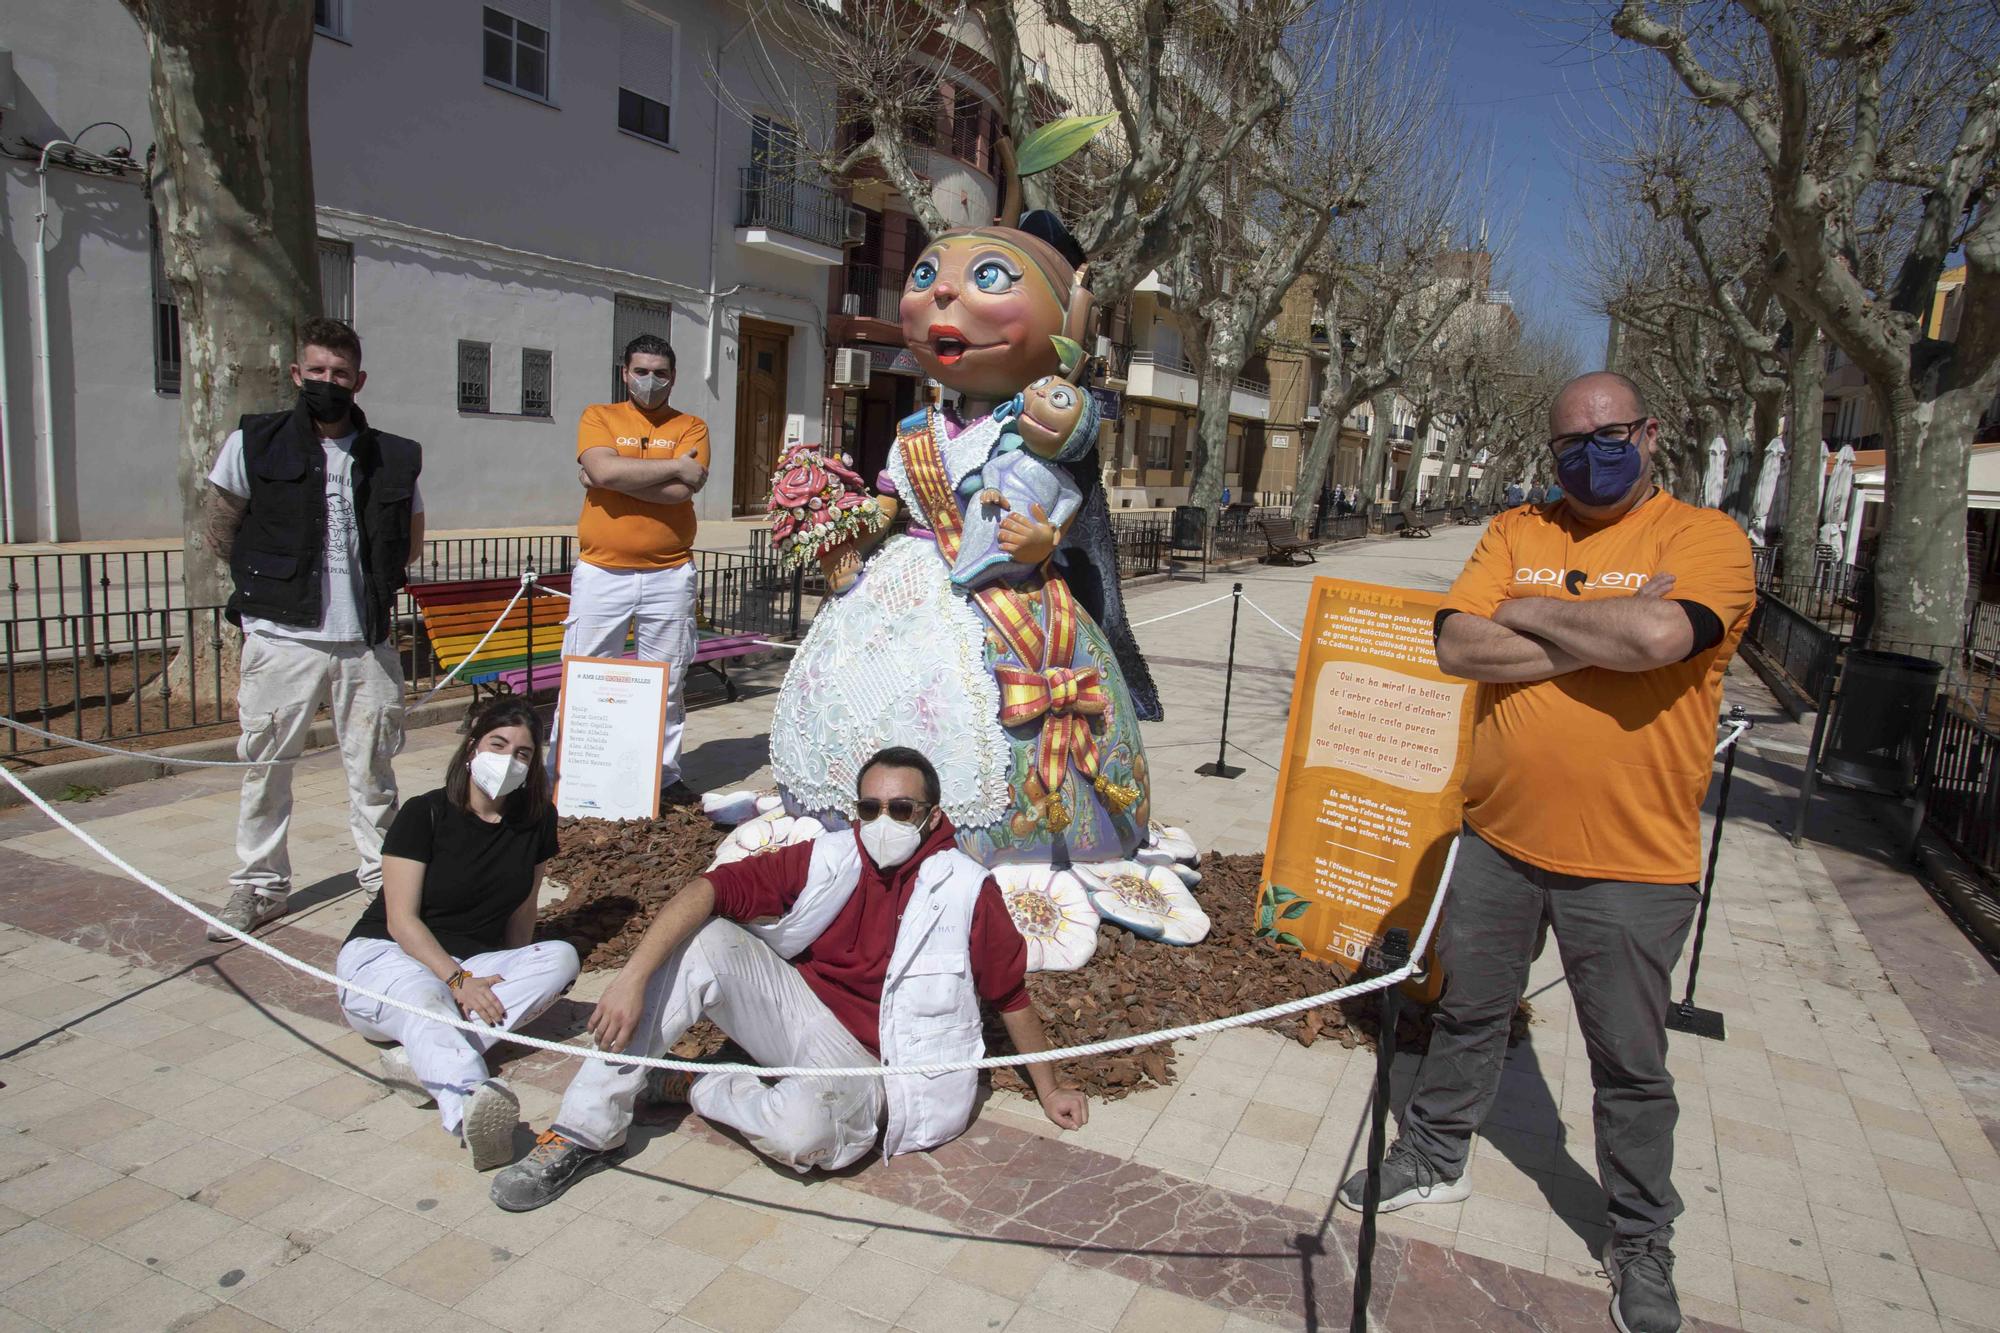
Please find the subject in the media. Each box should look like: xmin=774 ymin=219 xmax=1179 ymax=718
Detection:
xmin=898 ymin=129 xmax=1102 ymax=403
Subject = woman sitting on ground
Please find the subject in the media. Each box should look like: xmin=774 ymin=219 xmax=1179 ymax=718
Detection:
xmin=334 ymin=696 xmax=579 ymax=1169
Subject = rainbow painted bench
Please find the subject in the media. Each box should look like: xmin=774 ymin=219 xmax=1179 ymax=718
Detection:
xmin=408 ymin=574 xmax=766 ymax=704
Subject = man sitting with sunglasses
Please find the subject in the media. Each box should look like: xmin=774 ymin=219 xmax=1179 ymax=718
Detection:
xmin=492 ymin=746 xmax=1085 ymax=1210
xmin=1335 ymin=372 xmax=1753 ymax=1333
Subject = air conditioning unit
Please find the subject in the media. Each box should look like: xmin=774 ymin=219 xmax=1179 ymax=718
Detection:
xmin=1095 ymin=335 xmax=1112 ymax=358
xmin=843 ymin=207 xmax=868 ymax=246
xmin=1304 ymin=404 xmax=1322 ymax=423
xmin=833 ymin=347 xmax=873 ymax=389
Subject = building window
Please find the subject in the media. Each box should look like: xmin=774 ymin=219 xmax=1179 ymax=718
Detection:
xmin=1147 ymin=427 xmax=1172 ymax=470
xmin=612 ymin=293 xmax=674 ymax=401
xmin=317 ymin=238 xmax=353 ymax=323
xmin=618 ymin=5 xmax=676 ymax=145
xmin=314 ymin=0 xmax=349 ymax=39
xmin=903 ymin=85 xmax=938 ymax=148
xmin=458 ymin=341 xmax=491 ymax=413
xmin=149 ymin=207 xmax=181 ymax=396
xmin=950 ymin=88 xmax=982 ymax=163
xmin=484 ymin=5 xmax=551 ymax=102
xmin=522 ymin=348 xmax=553 ymax=418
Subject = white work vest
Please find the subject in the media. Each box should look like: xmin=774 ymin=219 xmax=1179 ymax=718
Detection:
xmin=744 ymin=831 xmax=991 ymax=1158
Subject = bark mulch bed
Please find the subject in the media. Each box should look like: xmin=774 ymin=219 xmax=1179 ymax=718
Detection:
xmin=535 ymin=815 xmax=1529 ymax=1100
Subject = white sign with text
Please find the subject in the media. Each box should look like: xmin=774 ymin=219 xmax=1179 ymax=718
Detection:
xmin=555 ymin=655 xmax=668 ymax=821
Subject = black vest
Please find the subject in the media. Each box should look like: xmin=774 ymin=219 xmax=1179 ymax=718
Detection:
xmin=226 ymin=401 xmax=422 ymax=646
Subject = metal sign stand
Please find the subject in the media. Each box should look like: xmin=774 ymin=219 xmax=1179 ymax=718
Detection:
xmin=1196 ymin=583 xmax=1245 ymax=779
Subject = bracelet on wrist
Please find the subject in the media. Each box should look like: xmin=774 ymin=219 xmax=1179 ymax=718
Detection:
xmin=445 ymin=969 xmax=469 ymax=990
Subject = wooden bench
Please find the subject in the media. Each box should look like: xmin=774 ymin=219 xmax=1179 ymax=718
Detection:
xmin=490 ymin=634 xmax=767 ymax=704
xmin=409 ymin=574 xmax=769 ymax=704
xmin=408 ymin=573 xmax=574 ymax=698
xmin=1257 ymin=516 xmax=1316 ymax=566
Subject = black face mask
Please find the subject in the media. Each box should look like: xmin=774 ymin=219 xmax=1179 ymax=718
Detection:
xmin=298 ymin=378 xmax=354 ymax=424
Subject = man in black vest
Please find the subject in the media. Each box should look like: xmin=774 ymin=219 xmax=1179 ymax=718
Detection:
xmin=201 ymin=318 xmax=424 ymax=939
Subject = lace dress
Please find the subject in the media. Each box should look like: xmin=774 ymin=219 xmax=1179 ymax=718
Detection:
xmin=770 ymin=410 xmax=1149 ymax=866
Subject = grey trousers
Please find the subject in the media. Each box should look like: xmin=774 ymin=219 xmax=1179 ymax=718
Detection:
xmin=1401 ymin=828 xmax=1699 ymax=1241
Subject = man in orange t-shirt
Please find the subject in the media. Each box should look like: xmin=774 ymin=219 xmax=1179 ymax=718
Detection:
xmin=552 ymin=334 xmax=711 ymax=808
xmin=1337 ymin=372 xmax=1753 ymax=1333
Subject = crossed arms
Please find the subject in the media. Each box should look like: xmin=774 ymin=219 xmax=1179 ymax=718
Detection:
xmin=578 ymin=448 xmax=708 ymax=505
xmin=1436 ymin=574 xmax=1697 ymax=684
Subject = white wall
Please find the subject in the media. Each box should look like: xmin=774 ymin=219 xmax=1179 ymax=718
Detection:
xmin=0 ymin=0 xmax=832 ymax=540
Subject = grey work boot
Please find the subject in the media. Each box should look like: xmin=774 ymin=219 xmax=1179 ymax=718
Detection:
xmin=460 ymin=1078 xmax=520 ymax=1172
xmin=1336 ymin=1138 xmax=1471 ymax=1214
xmin=207 ymin=887 xmax=287 ymax=942
xmin=489 ymin=1130 xmax=617 ymax=1212
xmin=1605 ymin=1233 xmax=1681 ymax=1333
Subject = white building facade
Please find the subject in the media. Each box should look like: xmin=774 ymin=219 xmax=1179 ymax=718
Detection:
xmin=1 ymin=0 xmax=838 ymax=541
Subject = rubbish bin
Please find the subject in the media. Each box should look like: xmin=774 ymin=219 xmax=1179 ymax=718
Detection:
xmin=1819 ymin=648 xmax=1944 ymax=795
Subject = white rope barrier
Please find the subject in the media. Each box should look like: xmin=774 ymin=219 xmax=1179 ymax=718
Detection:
xmin=1714 ymin=719 xmax=1750 ymax=756
xmin=1241 ymin=597 xmax=1304 ymax=641
xmin=1128 ymin=590 xmax=1237 ymax=629
xmin=0 ymin=717 xmax=281 ymax=768
xmin=0 ymin=757 xmax=1457 ymax=1078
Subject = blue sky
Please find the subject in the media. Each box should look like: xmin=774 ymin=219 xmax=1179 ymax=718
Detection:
xmin=1399 ymin=1 xmax=1630 ymax=362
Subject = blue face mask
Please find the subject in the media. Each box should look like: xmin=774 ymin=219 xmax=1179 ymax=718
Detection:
xmin=1554 ymin=434 xmax=1644 ymax=507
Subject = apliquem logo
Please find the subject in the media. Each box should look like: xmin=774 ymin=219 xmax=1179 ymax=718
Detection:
xmin=1514 ymin=567 xmax=1654 ymax=595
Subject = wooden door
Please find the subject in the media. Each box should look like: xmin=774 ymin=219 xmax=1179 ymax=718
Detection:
xmin=733 ymin=321 xmax=791 ymax=514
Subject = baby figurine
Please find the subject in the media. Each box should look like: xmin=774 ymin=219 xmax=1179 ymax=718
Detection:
xmin=952 ymin=372 xmax=1098 ymax=589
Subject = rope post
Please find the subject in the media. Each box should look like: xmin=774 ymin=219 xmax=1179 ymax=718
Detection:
xmin=1196 ymin=583 xmax=1246 ymax=780
xmin=1667 ymin=707 xmax=1751 ymax=1042
xmin=523 ymin=567 xmax=537 ymax=691
xmin=1349 ymin=925 xmax=1411 ymax=1333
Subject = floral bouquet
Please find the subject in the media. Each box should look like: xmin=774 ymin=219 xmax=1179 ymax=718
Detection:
xmin=768 ymin=443 xmax=888 ymax=592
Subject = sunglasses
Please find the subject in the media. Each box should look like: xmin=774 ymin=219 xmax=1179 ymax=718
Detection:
xmin=855 ymin=797 xmax=933 ymax=824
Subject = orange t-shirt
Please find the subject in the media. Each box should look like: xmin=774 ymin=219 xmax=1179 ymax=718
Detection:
xmin=575 ymin=402 xmax=710 ymax=571
xmin=1440 ymin=492 xmax=1755 ymax=884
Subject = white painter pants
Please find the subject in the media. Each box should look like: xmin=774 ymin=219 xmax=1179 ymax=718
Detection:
xmin=336 ymin=936 xmax=580 ymax=1134
xmin=233 ymin=635 xmax=405 ymax=898
xmin=549 ymin=559 xmax=697 ymax=782
xmin=553 ymin=920 xmax=883 ymax=1173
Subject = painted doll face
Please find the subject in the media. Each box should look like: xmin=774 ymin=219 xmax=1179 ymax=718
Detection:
xmin=1016 ymin=376 xmax=1084 ymax=458
xmin=900 ymin=233 xmax=1068 ymax=398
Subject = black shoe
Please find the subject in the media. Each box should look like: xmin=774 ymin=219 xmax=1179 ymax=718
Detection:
xmin=488 ymin=1130 xmax=616 ymax=1212
xmin=1605 ymin=1233 xmax=1681 ymax=1333
xmin=1336 ymin=1139 xmax=1470 ymax=1213
xmin=658 ymin=780 xmax=701 ymax=811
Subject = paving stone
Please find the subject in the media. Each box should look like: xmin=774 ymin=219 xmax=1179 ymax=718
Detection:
xmin=944 ymin=1238 xmax=1056 ymax=1301
xmin=0 ymin=1243 xmax=153 ymax=1326
xmin=1021 ymin=1260 xmax=1138 ymax=1330
xmin=676 ymin=1267 xmax=810 ymax=1333
xmin=76 ymin=1271 xmax=220 ymax=1333
xmin=897 ymin=1273 xmax=1019 ymax=1333
xmin=0 ymin=1221 xmax=87 ymax=1289
xmin=663 ymin=1198 xmax=779 ymax=1263
xmin=41 ymin=1176 xmax=175 ymax=1241
xmin=0 ymin=1155 xmax=121 ymax=1218
xmin=300 ymin=1277 xmax=453 ymax=1333
xmin=812 ymin=1250 xmax=933 ymax=1325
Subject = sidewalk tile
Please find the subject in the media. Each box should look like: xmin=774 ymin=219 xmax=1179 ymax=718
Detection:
xmin=310 ymin=1203 xmax=446 ymax=1277
xmin=772 ymin=1296 xmax=893 ymax=1333
xmin=943 ymin=1237 xmax=1056 ymax=1301
xmin=41 ymin=1176 xmax=174 ymax=1241
xmin=226 ymin=1250 xmax=360 ymax=1326
xmin=1817 ymin=1245 xmax=1930 ymax=1305
xmin=740 ymin=1222 xmax=860 ymax=1292
xmin=663 ymin=1198 xmax=779 ymax=1263
xmin=80 ymin=1271 xmax=220 ymax=1333
xmin=300 ymin=1277 xmax=452 ymax=1332
xmin=1907 ymin=1230 xmax=2000 ymax=1287
xmin=1926 ymin=1270 xmax=2000 ymax=1331
xmin=811 ymin=1251 xmax=932 ymax=1324
xmin=1112 ymin=1287 xmax=1227 ymax=1333
xmin=0 ymin=1155 xmax=120 ymax=1218
xmin=453 ymin=1255 xmax=594 ymax=1332
xmin=677 ymin=1268 xmax=807 ymax=1333
xmin=898 ymin=1273 xmax=1019 ymax=1333
xmin=1732 ymin=1263 xmax=1839 ymax=1332
xmin=1022 ymin=1260 xmax=1137 ymax=1330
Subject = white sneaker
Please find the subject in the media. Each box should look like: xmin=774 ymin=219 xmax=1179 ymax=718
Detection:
xmin=375 ymin=1047 xmax=434 ymax=1108
xmin=461 ymin=1078 xmax=520 ymax=1172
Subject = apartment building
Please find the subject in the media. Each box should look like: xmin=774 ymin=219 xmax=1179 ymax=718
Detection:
xmin=0 ymin=0 xmax=836 ymax=540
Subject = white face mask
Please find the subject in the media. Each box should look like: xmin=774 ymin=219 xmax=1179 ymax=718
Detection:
xmin=859 ymin=814 xmax=927 ymax=869
xmin=628 ymin=371 xmax=671 ymax=409
xmin=469 ymin=751 xmax=529 ymax=801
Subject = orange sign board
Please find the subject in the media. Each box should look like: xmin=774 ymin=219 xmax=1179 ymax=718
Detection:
xmin=1257 ymin=578 xmax=1476 ymax=1001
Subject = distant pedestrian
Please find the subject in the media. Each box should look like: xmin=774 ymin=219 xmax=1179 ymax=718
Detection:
xmin=203 ymin=318 xmax=423 ymax=939
xmin=551 ymin=334 xmax=710 ymax=812
xmin=1504 ymin=482 xmax=1525 ymax=507
xmin=1340 ymin=371 xmax=1755 ymax=1333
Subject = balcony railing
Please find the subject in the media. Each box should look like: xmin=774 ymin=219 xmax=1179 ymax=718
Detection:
xmin=738 ymin=169 xmax=846 ymax=250
xmin=1234 ymin=375 xmax=1270 ymax=395
xmin=840 ymin=263 xmax=902 ymax=321
xmin=1131 ymin=349 xmax=1195 ymax=375
xmin=1103 ymin=340 xmax=1134 ymax=379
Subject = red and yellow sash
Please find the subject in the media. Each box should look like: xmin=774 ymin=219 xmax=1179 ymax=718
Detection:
xmin=898 ymin=415 xmax=1136 ymax=829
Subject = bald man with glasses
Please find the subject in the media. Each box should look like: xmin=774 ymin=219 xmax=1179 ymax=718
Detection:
xmin=1338 ymin=372 xmax=1754 ymax=1333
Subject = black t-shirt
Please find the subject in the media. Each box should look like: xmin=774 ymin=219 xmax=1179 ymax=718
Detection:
xmin=345 ymin=789 xmax=561 ymax=958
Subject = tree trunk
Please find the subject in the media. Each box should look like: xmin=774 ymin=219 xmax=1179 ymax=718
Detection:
xmin=1188 ymin=354 xmax=1236 ymax=513
xmin=1397 ymin=409 xmax=1434 ymax=520
xmin=1779 ymin=316 xmax=1825 ymax=585
xmin=1867 ymin=392 xmax=1974 ymax=652
xmin=123 ymin=0 xmax=320 ymax=709
xmin=1436 ymin=431 xmax=1468 ymax=506
xmin=1358 ymin=391 xmax=1394 ymax=510
xmin=1290 ymin=410 xmax=1347 ymax=528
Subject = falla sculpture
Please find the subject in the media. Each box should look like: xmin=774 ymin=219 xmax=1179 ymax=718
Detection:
xmin=708 ymin=117 xmax=1211 ymax=965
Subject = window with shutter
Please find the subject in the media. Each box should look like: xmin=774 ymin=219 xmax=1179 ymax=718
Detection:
xmin=459 ymin=341 xmax=491 ymax=413
xmin=483 ymin=4 xmax=552 ymax=102
xmin=318 ymin=239 xmax=354 ymax=324
xmin=618 ymin=5 xmax=675 ymax=145
xmin=522 ymin=349 xmax=553 ymax=418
